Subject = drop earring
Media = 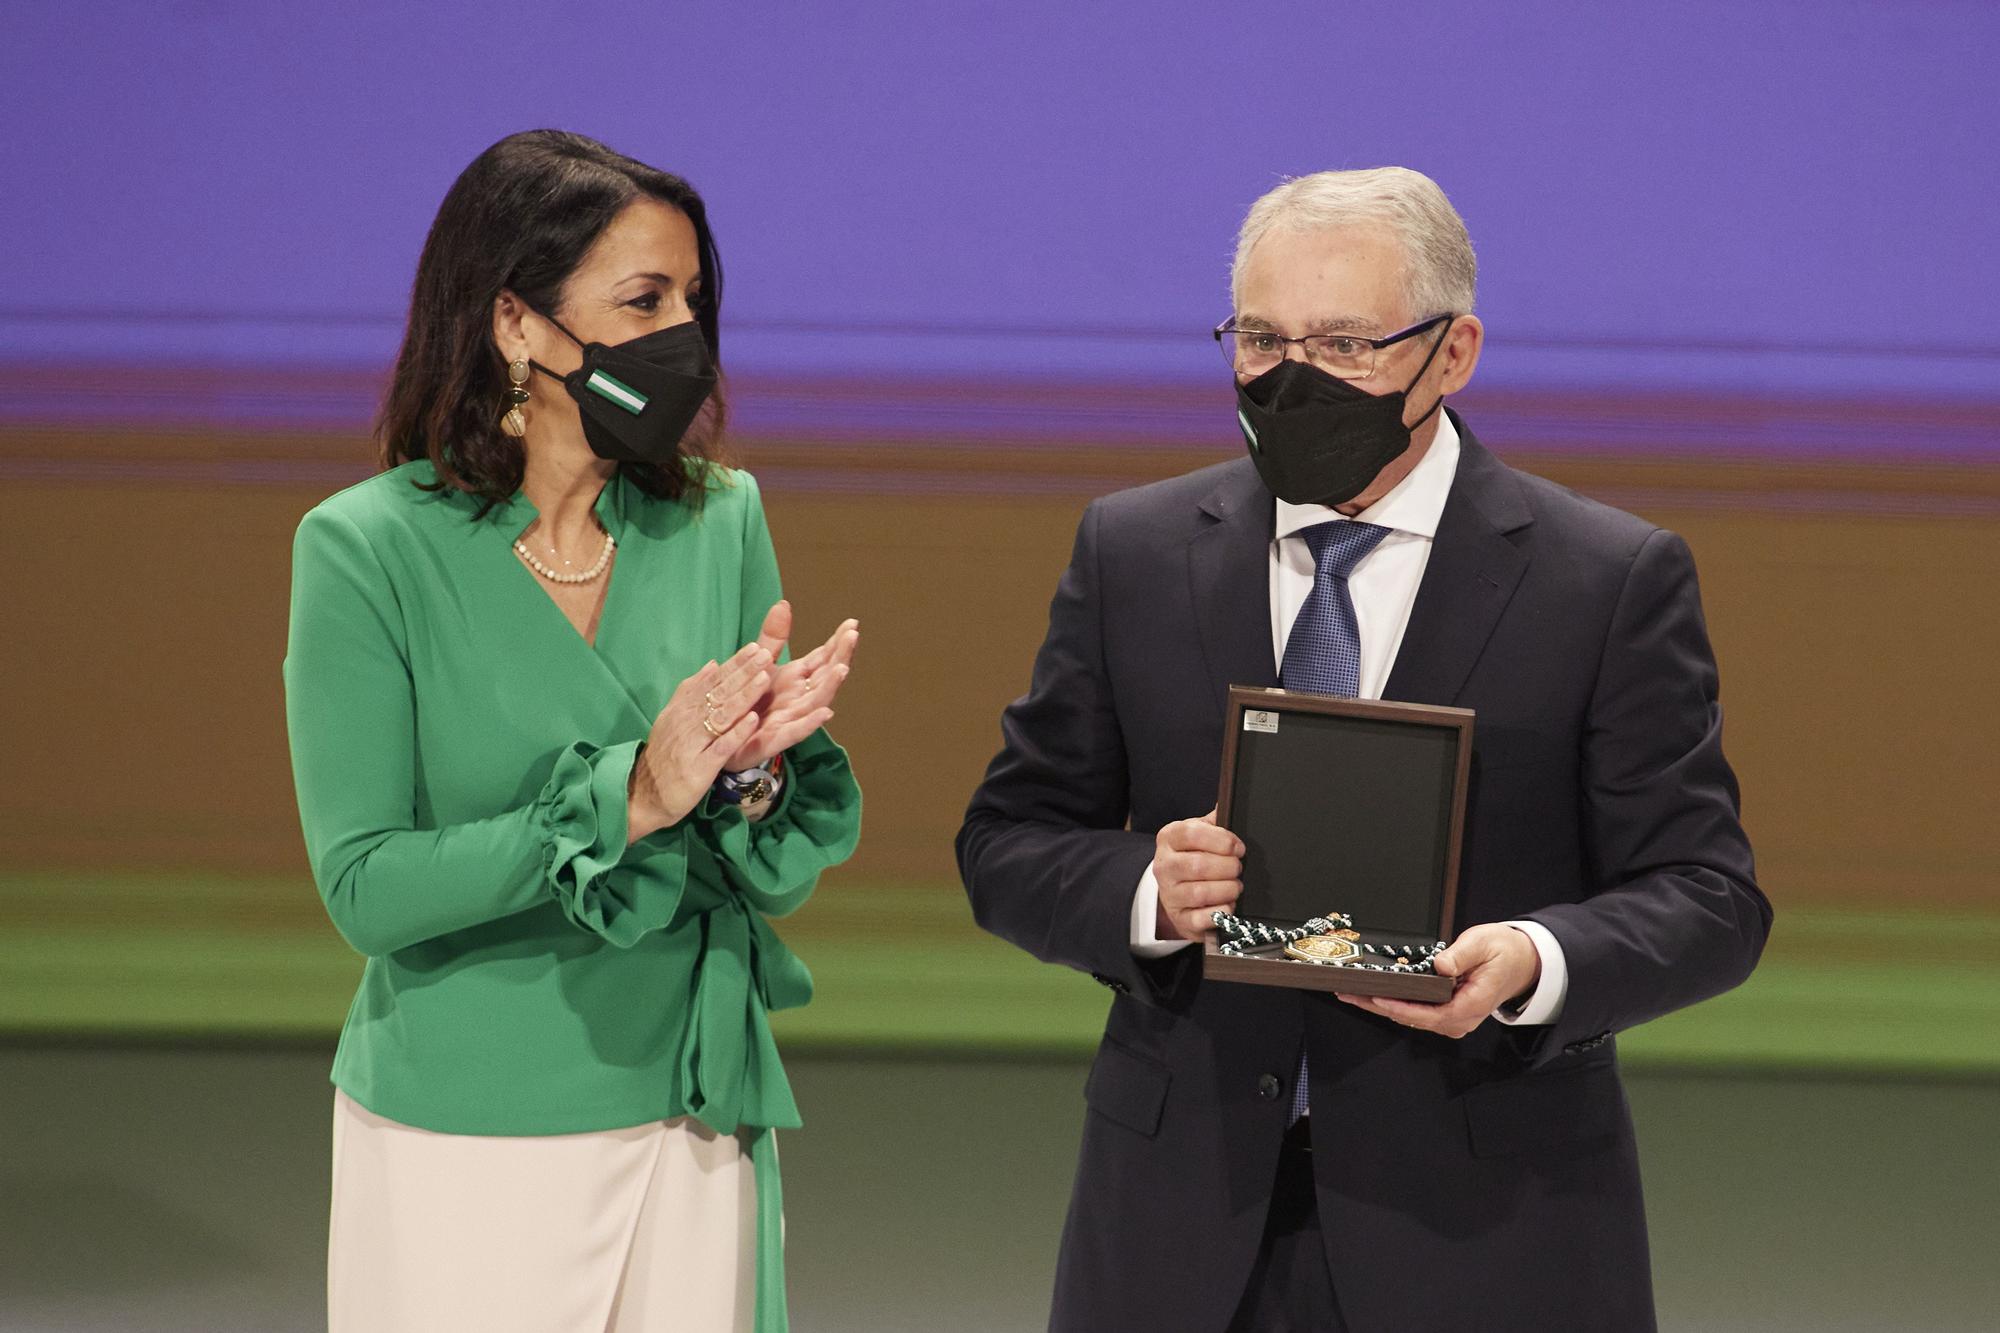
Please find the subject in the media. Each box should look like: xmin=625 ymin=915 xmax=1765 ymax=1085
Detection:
xmin=500 ymin=359 xmax=531 ymax=437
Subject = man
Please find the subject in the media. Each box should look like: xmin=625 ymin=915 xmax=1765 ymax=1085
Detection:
xmin=956 ymin=168 xmax=1769 ymax=1332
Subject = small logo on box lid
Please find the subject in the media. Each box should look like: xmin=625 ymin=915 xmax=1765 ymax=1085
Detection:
xmin=1244 ymin=710 xmax=1279 ymax=734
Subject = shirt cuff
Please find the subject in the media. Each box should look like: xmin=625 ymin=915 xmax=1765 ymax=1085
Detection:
xmin=1492 ymin=919 xmax=1568 ymax=1026
xmin=1130 ymin=863 xmax=1196 ymax=959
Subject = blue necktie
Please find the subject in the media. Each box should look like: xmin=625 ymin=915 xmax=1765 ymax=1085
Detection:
xmin=1279 ymin=520 xmax=1390 ymax=1122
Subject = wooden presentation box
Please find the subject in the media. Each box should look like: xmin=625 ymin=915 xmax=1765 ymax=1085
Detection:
xmin=1201 ymin=686 xmax=1474 ymax=1003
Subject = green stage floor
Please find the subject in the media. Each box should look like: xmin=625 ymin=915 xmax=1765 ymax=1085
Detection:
xmin=4 ymin=1045 xmax=1998 ymax=1332
xmin=3 ymin=873 xmax=1997 ymax=1073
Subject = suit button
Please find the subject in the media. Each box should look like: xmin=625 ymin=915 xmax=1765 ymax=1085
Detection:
xmin=1256 ymin=1073 xmax=1282 ymax=1102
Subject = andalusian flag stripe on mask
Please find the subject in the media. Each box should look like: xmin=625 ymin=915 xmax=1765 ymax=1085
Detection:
xmin=586 ymin=370 xmax=649 ymax=415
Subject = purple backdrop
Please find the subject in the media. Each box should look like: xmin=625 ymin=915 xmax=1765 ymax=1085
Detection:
xmin=4 ymin=1 xmax=1996 ymax=443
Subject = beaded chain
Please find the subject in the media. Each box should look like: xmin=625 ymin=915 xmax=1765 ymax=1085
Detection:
xmin=1212 ymin=909 xmax=1447 ymax=974
xmin=1348 ymin=938 xmax=1448 ymax=975
xmin=1213 ymin=910 xmax=1353 ymax=954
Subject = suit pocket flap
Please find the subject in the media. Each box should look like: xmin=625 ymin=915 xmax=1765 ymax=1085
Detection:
xmin=1084 ymin=1038 xmax=1172 ymax=1138
xmin=1462 ymin=1062 xmax=1623 ymax=1160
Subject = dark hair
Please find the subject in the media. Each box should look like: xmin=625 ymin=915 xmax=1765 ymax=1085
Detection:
xmin=376 ymin=129 xmax=730 ymax=510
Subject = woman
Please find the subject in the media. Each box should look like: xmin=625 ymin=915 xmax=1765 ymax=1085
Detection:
xmin=284 ymin=129 xmax=861 ymax=1333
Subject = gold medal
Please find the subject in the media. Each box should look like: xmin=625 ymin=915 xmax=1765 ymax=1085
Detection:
xmin=1284 ymin=934 xmax=1360 ymax=965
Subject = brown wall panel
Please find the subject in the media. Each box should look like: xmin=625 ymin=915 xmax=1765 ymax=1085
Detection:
xmin=2 ymin=424 xmax=1994 ymax=918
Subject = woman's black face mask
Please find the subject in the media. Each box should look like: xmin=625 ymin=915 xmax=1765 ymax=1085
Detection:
xmin=1234 ymin=316 xmax=1454 ymax=508
xmin=528 ymin=314 xmax=717 ymax=466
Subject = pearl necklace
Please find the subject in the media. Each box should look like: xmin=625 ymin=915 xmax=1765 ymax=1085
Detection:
xmin=514 ymin=526 xmax=616 ymax=584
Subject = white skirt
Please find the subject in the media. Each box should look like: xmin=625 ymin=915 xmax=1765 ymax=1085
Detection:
xmin=329 ymin=1090 xmax=760 ymax=1333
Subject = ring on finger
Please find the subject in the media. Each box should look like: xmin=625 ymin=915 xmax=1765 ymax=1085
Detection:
xmin=702 ymin=715 xmax=724 ymax=738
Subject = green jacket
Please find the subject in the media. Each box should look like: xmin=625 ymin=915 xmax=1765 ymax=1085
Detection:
xmin=284 ymin=460 xmax=860 ymax=1331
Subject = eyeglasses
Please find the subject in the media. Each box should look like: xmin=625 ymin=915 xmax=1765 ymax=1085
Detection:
xmin=1213 ymin=313 xmax=1452 ymax=380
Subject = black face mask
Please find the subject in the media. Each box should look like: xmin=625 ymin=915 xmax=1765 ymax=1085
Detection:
xmin=1234 ymin=316 xmax=1454 ymax=508
xmin=529 ymin=316 xmax=717 ymax=466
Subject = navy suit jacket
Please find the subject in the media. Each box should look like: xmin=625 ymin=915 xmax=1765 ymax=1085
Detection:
xmin=957 ymin=417 xmax=1769 ymax=1332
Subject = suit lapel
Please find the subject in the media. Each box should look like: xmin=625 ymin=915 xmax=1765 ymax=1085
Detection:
xmin=1383 ymin=420 xmax=1534 ymax=707
xmin=1188 ymin=461 xmax=1280 ymax=705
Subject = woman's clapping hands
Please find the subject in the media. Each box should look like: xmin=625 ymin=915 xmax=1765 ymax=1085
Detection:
xmin=625 ymin=602 xmax=858 ymax=843
xmin=726 ymin=601 xmax=858 ymax=772
xmin=626 ymin=642 xmax=771 ymax=842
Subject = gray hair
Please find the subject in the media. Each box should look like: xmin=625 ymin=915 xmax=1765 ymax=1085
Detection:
xmin=1230 ymin=167 xmax=1477 ymax=318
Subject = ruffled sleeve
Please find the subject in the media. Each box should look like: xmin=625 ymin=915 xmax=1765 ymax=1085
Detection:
xmin=693 ymin=728 xmax=861 ymax=919
xmin=540 ymin=739 xmax=692 ymax=947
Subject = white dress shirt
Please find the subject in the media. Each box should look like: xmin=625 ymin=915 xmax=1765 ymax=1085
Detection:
xmin=1127 ymin=412 xmax=1569 ymax=1025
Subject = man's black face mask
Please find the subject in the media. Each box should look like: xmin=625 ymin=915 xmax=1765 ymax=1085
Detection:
xmin=1234 ymin=316 xmax=1454 ymax=508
